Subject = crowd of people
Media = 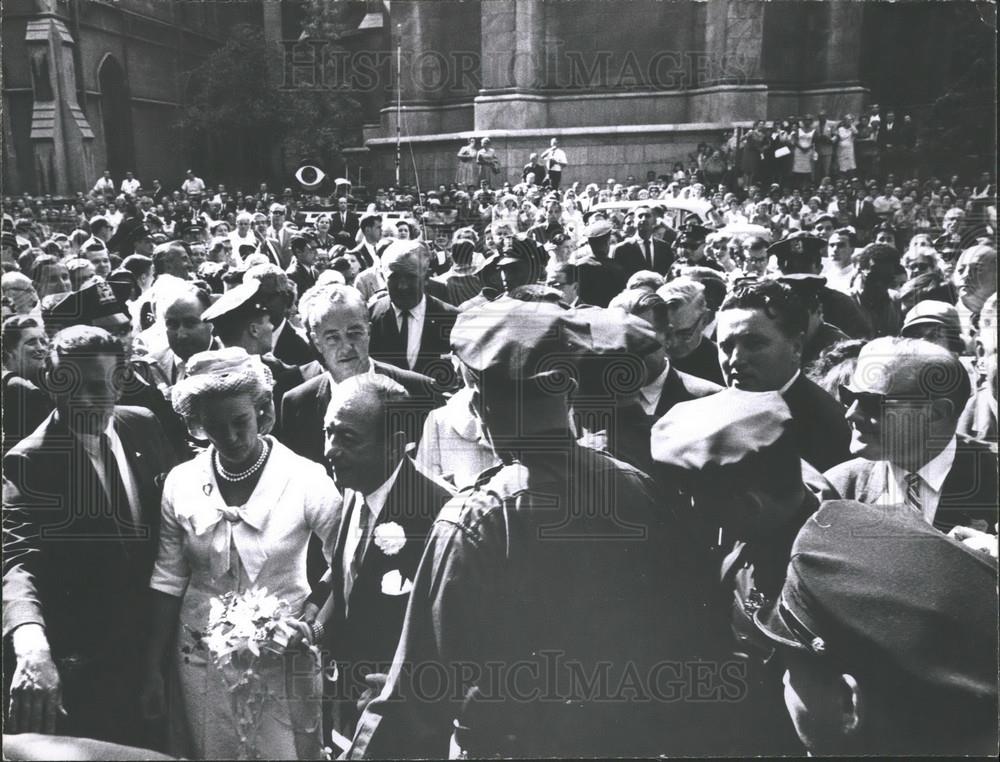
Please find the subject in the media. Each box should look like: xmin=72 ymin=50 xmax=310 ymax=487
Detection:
xmin=1 ymin=106 xmax=998 ymax=761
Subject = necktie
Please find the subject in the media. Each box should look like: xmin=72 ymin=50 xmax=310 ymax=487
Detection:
xmin=344 ymin=493 xmax=372 ymax=605
xmin=399 ymin=310 xmax=411 ymax=368
xmin=100 ymin=433 xmax=134 ymax=535
xmin=904 ymin=472 xmax=922 ymax=516
xmin=643 ymin=239 xmax=652 ymax=268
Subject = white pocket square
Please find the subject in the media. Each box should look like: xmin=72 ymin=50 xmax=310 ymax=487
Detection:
xmin=381 ymin=569 xmax=414 ymax=596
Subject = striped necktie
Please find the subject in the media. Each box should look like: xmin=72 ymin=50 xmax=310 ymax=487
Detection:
xmin=904 ymin=472 xmax=922 ymax=516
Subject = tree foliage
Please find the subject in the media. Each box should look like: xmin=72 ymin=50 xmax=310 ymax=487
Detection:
xmin=174 ymin=21 xmax=362 ymax=184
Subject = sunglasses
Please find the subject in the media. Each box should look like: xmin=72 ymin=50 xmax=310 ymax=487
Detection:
xmin=838 ymin=385 xmax=931 ymax=417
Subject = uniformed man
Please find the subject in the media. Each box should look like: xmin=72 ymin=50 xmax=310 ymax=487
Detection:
xmin=495 ymin=236 xmax=546 ymax=294
xmin=346 ymin=298 xmax=715 ymax=759
xmin=777 ymin=273 xmax=850 ymax=367
xmin=456 ymin=253 xmax=503 ymax=311
xmin=769 ymin=231 xmax=873 ymax=339
xmin=672 ymin=221 xmax=721 ymax=272
xmin=572 ymin=218 xmax=626 ymax=308
xmin=754 ymin=499 xmax=998 ymax=755
xmin=199 ymin=279 xmax=306 ymax=429
xmin=651 ymin=388 xmax=825 ymax=755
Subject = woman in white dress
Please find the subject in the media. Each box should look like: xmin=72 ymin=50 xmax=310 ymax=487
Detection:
xmin=792 ymin=116 xmax=816 ymax=188
xmin=835 ymin=114 xmax=858 ymax=176
xmin=141 ymin=349 xmax=341 ymax=760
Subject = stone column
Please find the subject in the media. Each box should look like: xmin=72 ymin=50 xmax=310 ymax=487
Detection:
xmin=25 ymin=17 xmax=94 ymax=195
xmin=476 ymin=0 xmax=547 ymax=130
xmin=692 ymin=0 xmax=766 ymax=122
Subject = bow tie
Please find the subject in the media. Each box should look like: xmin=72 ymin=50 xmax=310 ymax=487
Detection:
xmin=192 ymin=504 xmax=266 ymax=582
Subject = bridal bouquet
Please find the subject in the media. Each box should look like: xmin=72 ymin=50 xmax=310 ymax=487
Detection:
xmin=185 ymin=587 xmax=309 ymax=760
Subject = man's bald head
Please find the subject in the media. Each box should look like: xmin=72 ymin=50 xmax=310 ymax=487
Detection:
xmin=953 ymin=245 xmax=997 ymax=314
xmin=854 ymin=337 xmax=971 ymax=422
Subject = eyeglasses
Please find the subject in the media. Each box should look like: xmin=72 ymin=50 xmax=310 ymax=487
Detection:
xmin=838 ymin=385 xmax=930 ymax=418
xmin=905 ymin=262 xmax=931 ymax=274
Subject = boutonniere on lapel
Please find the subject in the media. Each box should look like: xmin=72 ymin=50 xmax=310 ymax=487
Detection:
xmin=373 ymin=522 xmax=406 ymax=556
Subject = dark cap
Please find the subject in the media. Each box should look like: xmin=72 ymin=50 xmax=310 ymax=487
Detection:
xmin=768 ymin=232 xmax=826 ymax=263
xmin=777 ymin=272 xmax=828 ymax=299
xmin=42 ymin=278 xmax=130 ymax=332
xmin=201 ymin=280 xmax=270 ymax=325
xmin=497 ymin=236 xmax=545 ymax=267
xmin=290 ymin=230 xmax=317 ymax=248
xmin=451 ymin=297 xmax=659 ymax=383
xmin=755 ymin=500 xmax=998 ymax=700
xmin=2 ymin=232 xmax=20 ymax=249
xmin=676 ymin=221 xmax=711 ymax=246
xmin=106 ymin=269 xmax=138 ymax=304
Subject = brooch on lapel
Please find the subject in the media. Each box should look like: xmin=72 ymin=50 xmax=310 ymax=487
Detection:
xmin=373 ymin=522 xmax=406 ymax=556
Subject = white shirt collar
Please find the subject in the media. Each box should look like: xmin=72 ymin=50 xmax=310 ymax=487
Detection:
xmin=270 ymin=318 xmax=287 ymax=350
xmin=889 ymin=435 xmax=957 ymax=496
xmin=325 ymin=357 xmax=377 ymax=390
xmin=779 ymin=368 xmax=801 ymax=394
xmin=395 ymin=295 xmax=426 ymax=323
xmin=638 ymin=361 xmax=671 ymax=416
xmin=363 ymin=457 xmax=406 ymax=521
xmin=73 ymin=417 xmax=116 ymax=453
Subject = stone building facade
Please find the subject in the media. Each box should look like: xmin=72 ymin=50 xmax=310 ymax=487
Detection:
xmin=2 ymin=0 xmax=259 ymax=196
xmin=321 ymin=0 xmax=993 ymax=190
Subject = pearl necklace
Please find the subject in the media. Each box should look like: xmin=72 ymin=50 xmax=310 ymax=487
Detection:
xmin=215 ymin=437 xmax=270 ymax=482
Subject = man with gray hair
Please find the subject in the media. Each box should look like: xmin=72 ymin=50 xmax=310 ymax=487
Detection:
xmin=825 ymin=336 xmax=997 ymax=534
xmin=312 ymin=372 xmax=453 ymax=741
xmin=656 ymin=277 xmax=725 ymax=385
xmin=368 ymin=240 xmax=458 ymax=381
xmin=280 ymin=283 xmax=444 ymax=466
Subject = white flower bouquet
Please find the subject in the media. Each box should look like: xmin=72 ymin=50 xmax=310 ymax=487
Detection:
xmin=185 ymin=587 xmax=311 ymax=760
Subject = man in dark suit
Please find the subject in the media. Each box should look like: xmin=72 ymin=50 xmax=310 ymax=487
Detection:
xmin=279 ymin=283 xmax=445 ymax=467
xmin=849 ymin=192 xmax=880 ymax=237
xmin=244 ymin=263 xmax=317 ymax=366
xmin=349 ymin=214 xmax=382 ymax=271
xmin=368 ymin=240 xmax=458 ymax=383
xmin=589 ymin=289 xmax=722 ymax=473
xmin=266 ymin=203 xmax=294 ymax=270
xmin=717 ymin=279 xmax=852 ymax=472
xmin=315 ymin=372 xmax=453 ymax=741
xmin=329 ymin=197 xmax=360 ymax=240
xmin=610 ymin=206 xmax=673 ymax=277
xmin=824 ymin=337 xmax=998 ymax=534
xmin=3 ymin=326 xmax=176 ymax=746
xmin=656 ymin=277 xmax=725 ymax=386
xmin=286 ymin=231 xmax=320 ymax=299
xmin=279 ymin=283 xmax=444 ymax=591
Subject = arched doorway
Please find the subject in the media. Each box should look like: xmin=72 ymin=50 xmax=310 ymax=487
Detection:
xmin=98 ymin=55 xmax=135 ymax=178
